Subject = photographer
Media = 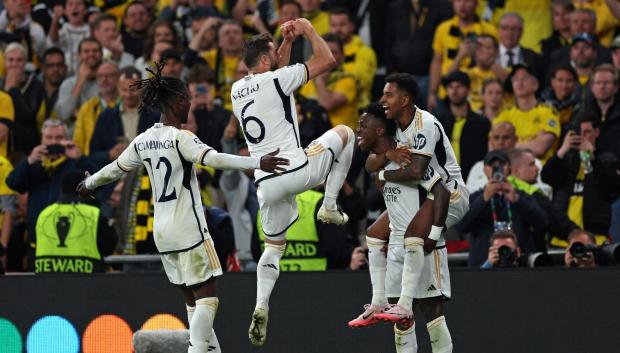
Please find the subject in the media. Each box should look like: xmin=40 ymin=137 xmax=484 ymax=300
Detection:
xmin=541 ymin=112 xmax=620 ymax=246
xmin=565 ymin=229 xmax=597 ymax=268
xmin=456 ymin=150 xmax=548 ymax=267
xmin=481 ymin=230 xmax=521 ymax=268
xmin=6 ymin=119 xmax=96 ymax=271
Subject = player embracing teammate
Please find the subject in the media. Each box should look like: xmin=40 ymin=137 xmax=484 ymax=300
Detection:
xmin=349 ymin=74 xmax=470 ymax=353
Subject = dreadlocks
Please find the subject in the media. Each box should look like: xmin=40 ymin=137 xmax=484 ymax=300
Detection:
xmin=131 ymin=60 xmax=190 ymax=116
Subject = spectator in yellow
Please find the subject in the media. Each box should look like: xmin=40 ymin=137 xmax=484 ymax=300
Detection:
xmin=478 ymin=78 xmax=505 ymax=121
xmin=299 ymin=0 xmax=329 ymax=36
xmin=329 ymin=7 xmax=376 ymax=110
xmin=0 ymin=155 xmax=16 ymax=272
xmin=449 ymin=34 xmax=508 ymax=112
xmin=573 ymin=0 xmax=620 ymax=46
xmin=201 ymin=20 xmax=244 ymax=111
xmin=73 ymin=62 xmax=120 ymax=156
xmin=0 ymin=90 xmax=14 ymax=158
xmin=428 ymin=0 xmax=497 ymax=110
xmin=299 ymin=33 xmax=359 ymax=129
xmin=495 ymin=64 xmax=561 ymax=162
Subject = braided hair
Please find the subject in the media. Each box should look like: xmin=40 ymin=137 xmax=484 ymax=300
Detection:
xmin=131 ymin=60 xmax=190 ymax=116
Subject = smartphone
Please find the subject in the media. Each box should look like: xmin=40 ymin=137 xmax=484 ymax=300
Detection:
xmin=465 ymin=32 xmax=477 ymax=42
xmin=196 ymin=84 xmax=208 ymax=95
xmin=46 ymin=144 xmax=66 ymax=155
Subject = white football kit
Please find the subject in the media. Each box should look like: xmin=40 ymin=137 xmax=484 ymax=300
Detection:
xmin=381 ymin=161 xmax=451 ymax=299
xmin=385 ymin=107 xmax=471 ymax=299
xmin=395 ymin=107 xmax=470 ymax=228
xmin=86 ymin=123 xmax=263 ymax=285
xmin=231 ymin=64 xmax=345 ymax=236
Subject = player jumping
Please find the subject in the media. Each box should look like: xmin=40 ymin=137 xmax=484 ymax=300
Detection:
xmin=77 ymin=62 xmax=289 ymax=353
xmin=231 ymin=19 xmax=356 ymax=346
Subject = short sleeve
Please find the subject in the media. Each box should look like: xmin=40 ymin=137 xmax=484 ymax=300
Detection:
xmin=0 ymin=92 xmax=14 ymax=124
xmin=432 ymin=22 xmax=447 ymax=54
xmin=540 ymin=108 xmax=561 ymax=138
xmin=418 ymin=165 xmax=442 ymax=192
xmin=177 ymin=130 xmax=213 ymax=165
xmin=274 ymin=63 xmax=309 ymax=95
xmin=332 ymin=76 xmax=357 ymax=103
xmin=408 ymin=112 xmax=438 ymax=158
xmin=493 ymin=110 xmax=509 ymax=125
xmin=116 ymin=139 xmax=143 ymax=172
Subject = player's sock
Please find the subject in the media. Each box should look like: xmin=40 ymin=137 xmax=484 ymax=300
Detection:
xmin=427 ymin=316 xmax=453 ymax=353
xmin=323 ymin=127 xmax=354 ymax=210
xmin=256 ymin=242 xmax=286 ymax=310
xmin=187 ymin=305 xmax=220 ymax=352
xmin=394 ymin=323 xmax=418 ymax=353
xmin=188 ymin=297 xmax=218 ymax=353
xmin=367 ymin=236 xmax=387 ymax=306
xmin=397 ymin=237 xmax=425 ymax=311
xmin=186 ymin=304 xmax=195 ymax=324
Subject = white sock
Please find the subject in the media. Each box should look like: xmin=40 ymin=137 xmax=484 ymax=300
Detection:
xmin=256 ymin=243 xmax=286 ymax=310
xmin=188 ymin=297 xmax=219 ymax=353
xmin=366 ymin=236 xmax=387 ymax=306
xmin=394 ymin=323 xmax=418 ymax=353
xmin=427 ymin=316 xmax=453 ymax=353
xmin=397 ymin=237 xmax=425 ymax=311
xmin=323 ymin=127 xmax=354 ymax=209
xmin=187 ymin=305 xmax=220 ymax=352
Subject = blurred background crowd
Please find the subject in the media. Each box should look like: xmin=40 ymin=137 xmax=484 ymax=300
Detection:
xmin=0 ymin=0 xmax=619 ymax=274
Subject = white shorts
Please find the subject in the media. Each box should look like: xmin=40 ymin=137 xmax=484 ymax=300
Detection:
xmin=446 ymin=183 xmax=469 ymax=229
xmin=385 ymin=243 xmax=451 ymax=300
xmin=256 ymin=130 xmax=343 ymax=237
xmin=161 ymin=239 xmax=223 ymax=286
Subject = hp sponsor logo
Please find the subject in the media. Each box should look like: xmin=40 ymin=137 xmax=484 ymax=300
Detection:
xmin=411 ymin=134 xmax=427 ymax=150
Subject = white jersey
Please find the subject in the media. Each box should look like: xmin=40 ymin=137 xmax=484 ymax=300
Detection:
xmin=231 ymin=63 xmax=309 ymax=183
xmin=383 ymin=161 xmax=442 ymax=244
xmin=86 ymin=123 xmax=254 ymax=253
xmin=395 ymin=107 xmax=465 ymax=191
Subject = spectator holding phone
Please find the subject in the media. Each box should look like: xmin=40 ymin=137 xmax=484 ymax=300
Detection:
xmin=456 ymin=150 xmax=548 ymax=267
xmin=6 ymin=119 xmax=96 ymax=271
xmin=541 ymin=111 xmax=620 ymax=246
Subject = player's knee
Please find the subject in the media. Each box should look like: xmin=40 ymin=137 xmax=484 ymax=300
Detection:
xmin=367 ymin=224 xmax=389 ymax=240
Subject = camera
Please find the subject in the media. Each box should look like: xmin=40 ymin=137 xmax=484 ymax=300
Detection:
xmin=496 ymin=245 xmax=517 ymax=267
xmin=196 ymin=84 xmax=208 ymax=95
xmin=491 ymin=163 xmax=505 ymax=182
xmin=569 ymin=242 xmax=620 ymax=265
xmin=526 ymin=252 xmax=553 ymax=268
xmin=46 ymin=144 xmax=66 ymax=155
xmin=465 ymin=32 xmax=477 ymax=42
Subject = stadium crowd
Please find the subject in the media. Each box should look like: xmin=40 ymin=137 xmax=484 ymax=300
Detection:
xmin=0 ymin=0 xmax=619 ymax=274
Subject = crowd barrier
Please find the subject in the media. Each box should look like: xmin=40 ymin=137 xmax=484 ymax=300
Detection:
xmin=1 ymin=269 xmax=618 ymax=353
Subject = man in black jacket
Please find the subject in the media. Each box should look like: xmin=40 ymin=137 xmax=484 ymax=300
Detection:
xmin=436 ymin=70 xmax=490 ymax=181
xmin=508 ymin=148 xmax=579 ymax=249
xmin=541 ymin=112 xmax=619 ymax=245
xmin=456 ymin=150 xmax=548 ymax=267
xmin=497 ymin=13 xmax=543 ymax=80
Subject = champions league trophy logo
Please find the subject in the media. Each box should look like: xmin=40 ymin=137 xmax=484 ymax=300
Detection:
xmin=55 ymin=214 xmax=74 ymax=248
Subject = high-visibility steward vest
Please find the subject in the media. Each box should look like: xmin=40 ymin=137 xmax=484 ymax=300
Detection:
xmin=258 ymin=190 xmax=327 ymax=271
xmin=35 ymin=203 xmax=102 ymax=273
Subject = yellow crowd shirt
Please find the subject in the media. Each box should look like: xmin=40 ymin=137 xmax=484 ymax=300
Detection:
xmin=73 ymin=96 xmax=118 ymax=156
xmin=306 ymin=10 xmax=330 ymax=36
xmin=202 ymin=49 xmax=240 ymax=111
xmin=343 ymin=35 xmax=377 ymax=110
xmin=0 ymin=155 xmax=15 ymax=230
xmin=494 ymin=103 xmax=561 ymax=162
xmin=573 ymin=0 xmax=619 ymax=46
xmin=489 ymin=0 xmax=552 ymax=53
xmin=450 ymin=116 xmax=467 ymax=164
xmin=0 ymin=91 xmax=15 ymax=158
xmin=299 ymin=70 xmax=359 ymax=129
xmin=463 ymin=66 xmax=498 ymax=112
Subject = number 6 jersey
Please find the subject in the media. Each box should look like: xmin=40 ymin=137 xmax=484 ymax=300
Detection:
xmin=231 ymin=63 xmax=310 ymax=182
xmin=85 ymin=123 xmax=261 ymax=253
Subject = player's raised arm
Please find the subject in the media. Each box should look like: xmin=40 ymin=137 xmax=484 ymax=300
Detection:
xmin=294 ymin=18 xmax=336 ymax=79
